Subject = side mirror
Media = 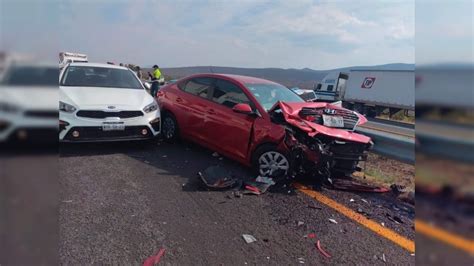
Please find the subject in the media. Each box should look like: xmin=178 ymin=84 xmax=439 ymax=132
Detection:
xmin=232 ymin=103 xmax=253 ymax=115
xmin=143 ymin=82 xmax=151 ymax=90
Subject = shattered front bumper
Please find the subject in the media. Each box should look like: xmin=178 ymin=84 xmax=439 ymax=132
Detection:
xmin=281 ymin=129 xmax=373 ymax=179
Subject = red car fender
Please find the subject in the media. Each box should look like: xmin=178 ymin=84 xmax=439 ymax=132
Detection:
xmin=245 ymin=117 xmax=286 ymax=165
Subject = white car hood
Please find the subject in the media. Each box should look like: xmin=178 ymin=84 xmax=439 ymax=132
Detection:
xmin=59 ymin=86 xmax=153 ymax=110
xmin=0 ymin=86 xmax=58 ymax=110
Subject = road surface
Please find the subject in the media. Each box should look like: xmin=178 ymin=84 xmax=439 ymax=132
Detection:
xmin=58 ymin=140 xmax=416 ymax=265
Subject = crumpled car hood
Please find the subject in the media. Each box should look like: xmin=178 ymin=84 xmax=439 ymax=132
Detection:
xmin=270 ymin=101 xmax=371 ymax=144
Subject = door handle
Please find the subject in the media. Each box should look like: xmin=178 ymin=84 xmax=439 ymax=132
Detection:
xmin=207 ymin=109 xmax=216 ymax=115
xmin=176 ymin=97 xmax=183 ymax=103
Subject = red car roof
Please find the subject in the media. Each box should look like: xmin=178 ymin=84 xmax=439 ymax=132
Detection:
xmin=185 ymin=73 xmax=279 ymax=85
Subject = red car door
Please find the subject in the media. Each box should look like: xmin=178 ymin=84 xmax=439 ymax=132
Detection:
xmin=173 ymin=77 xmax=214 ymax=141
xmin=203 ymin=78 xmax=255 ymax=162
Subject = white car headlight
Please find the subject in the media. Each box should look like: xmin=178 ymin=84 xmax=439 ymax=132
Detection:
xmin=59 ymin=101 xmax=76 ymax=113
xmin=143 ymin=102 xmax=158 ymax=113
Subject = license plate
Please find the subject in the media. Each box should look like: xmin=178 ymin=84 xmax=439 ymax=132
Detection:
xmin=322 ymin=115 xmax=344 ymax=128
xmin=102 ymin=122 xmax=125 ymax=131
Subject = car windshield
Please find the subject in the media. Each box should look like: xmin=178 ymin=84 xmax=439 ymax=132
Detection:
xmin=1 ymin=66 xmax=59 ymax=86
xmin=60 ymin=66 xmax=142 ymax=89
xmin=245 ymin=83 xmax=304 ymax=111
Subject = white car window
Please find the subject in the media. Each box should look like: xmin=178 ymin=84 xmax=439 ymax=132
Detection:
xmin=61 ymin=66 xmax=142 ymax=89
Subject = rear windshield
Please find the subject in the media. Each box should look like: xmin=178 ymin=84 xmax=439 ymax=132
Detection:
xmin=60 ymin=66 xmax=142 ymax=89
xmin=1 ymin=66 xmax=58 ymax=86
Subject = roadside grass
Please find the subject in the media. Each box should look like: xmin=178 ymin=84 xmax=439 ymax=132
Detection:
xmin=377 ymin=110 xmax=415 ymax=123
xmin=353 ymin=153 xmax=415 ymax=191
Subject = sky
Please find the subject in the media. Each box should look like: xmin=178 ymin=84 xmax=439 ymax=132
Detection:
xmin=1 ymin=0 xmax=470 ymax=69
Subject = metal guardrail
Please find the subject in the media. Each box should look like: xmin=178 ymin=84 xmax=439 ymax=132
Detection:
xmin=357 ymin=120 xmax=473 ymax=165
xmin=356 ymin=127 xmax=415 ymax=164
xmin=416 ymin=131 xmax=474 ymax=163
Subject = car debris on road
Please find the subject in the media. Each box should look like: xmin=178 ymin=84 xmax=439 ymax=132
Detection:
xmin=242 ymin=234 xmax=257 ymax=244
xmin=330 ymin=179 xmax=389 ymax=193
xmin=142 ymin=248 xmax=166 ymax=266
xmin=316 ymin=240 xmax=332 ymax=259
xmin=198 ymin=166 xmax=239 ymax=189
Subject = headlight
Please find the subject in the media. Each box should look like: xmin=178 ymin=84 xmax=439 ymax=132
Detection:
xmin=143 ymin=102 xmax=158 ymax=113
xmin=59 ymin=101 xmax=76 ymax=113
xmin=0 ymin=101 xmax=20 ymax=113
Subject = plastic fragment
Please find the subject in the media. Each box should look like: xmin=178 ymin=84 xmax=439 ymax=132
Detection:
xmin=242 ymin=234 xmax=257 ymax=244
xmin=255 ymin=176 xmax=276 ymax=185
xmin=143 ymin=248 xmax=165 ymax=266
xmin=328 ymin=218 xmax=338 ymax=224
xmin=316 ymin=240 xmax=332 ymax=258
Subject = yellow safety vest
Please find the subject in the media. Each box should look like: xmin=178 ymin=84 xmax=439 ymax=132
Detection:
xmin=153 ymin=69 xmax=162 ymax=79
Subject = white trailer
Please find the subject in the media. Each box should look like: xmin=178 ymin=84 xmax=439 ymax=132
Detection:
xmin=314 ymin=69 xmax=414 ymax=117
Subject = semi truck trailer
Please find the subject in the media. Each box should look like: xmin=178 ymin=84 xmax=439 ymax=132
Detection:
xmin=314 ymin=69 xmax=414 ymax=117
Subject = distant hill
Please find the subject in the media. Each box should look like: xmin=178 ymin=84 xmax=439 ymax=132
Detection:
xmin=150 ymin=63 xmax=414 ymax=90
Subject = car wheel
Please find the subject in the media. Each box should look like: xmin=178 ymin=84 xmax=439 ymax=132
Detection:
xmin=252 ymin=144 xmax=290 ymax=178
xmin=162 ymin=113 xmax=179 ymax=142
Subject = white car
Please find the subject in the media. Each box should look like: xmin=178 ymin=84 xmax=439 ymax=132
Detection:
xmin=0 ymin=62 xmax=58 ymax=143
xmin=59 ymin=63 xmax=160 ymax=142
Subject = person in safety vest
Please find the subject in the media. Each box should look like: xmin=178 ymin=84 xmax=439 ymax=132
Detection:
xmin=150 ymin=65 xmax=162 ymax=97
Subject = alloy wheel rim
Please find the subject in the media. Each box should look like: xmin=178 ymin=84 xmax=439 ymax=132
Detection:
xmin=258 ymin=151 xmax=289 ymax=176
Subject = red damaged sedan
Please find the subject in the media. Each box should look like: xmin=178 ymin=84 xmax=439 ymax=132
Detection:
xmin=157 ymin=74 xmax=372 ymax=181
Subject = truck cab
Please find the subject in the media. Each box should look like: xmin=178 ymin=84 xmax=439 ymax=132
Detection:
xmin=314 ymin=72 xmax=349 ymax=102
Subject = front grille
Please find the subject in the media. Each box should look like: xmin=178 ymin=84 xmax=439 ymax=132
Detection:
xmin=64 ymin=126 xmax=152 ymax=141
xmin=299 ymin=107 xmax=360 ymax=130
xmin=334 ymin=109 xmax=359 ymax=130
xmin=25 ymin=110 xmax=59 ymax=118
xmin=76 ymin=110 xmax=143 ymax=119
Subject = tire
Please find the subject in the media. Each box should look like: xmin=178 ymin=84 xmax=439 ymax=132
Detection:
xmin=161 ymin=112 xmax=179 ymax=142
xmin=251 ymin=144 xmax=290 ymax=178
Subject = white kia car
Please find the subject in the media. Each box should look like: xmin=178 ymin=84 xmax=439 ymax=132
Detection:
xmin=59 ymin=63 xmax=160 ymax=142
xmin=0 ymin=62 xmax=58 ymax=144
